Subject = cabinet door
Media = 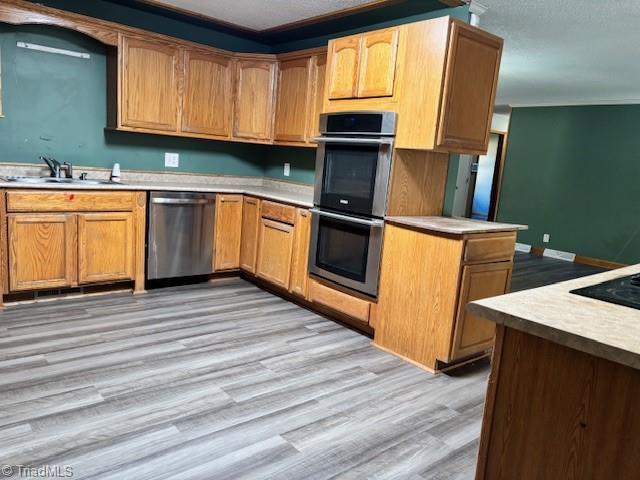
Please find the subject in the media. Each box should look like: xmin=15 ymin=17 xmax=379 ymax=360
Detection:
xmin=308 ymin=54 xmax=327 ymax=140
xmin=327 ymin=36 xmax=360 ymax=99
xmin=8 ymin=214 xmax=76 ymax=292
xmin=239 ymin=196 xmax=260 ymax=273
xmin=233 ymin=60 xmax=276 ymax=140
xmin=357 ymin=28 xmax=399 ymax=98
xmin=450 ymin=261 xmax=512 ymax=361
xmin=289 ymin=209 xmax=311 ymax=298
xmin=181 ymin=49 xmax=233 ymax=137
xmin=274 ymin=58 xmax=312 ymax=143
xmin=214 ymin=194 xmax=243 ymax=271
xmin=77 ymin=213 xmax=134 ymax=284
xmin=437 ymin=22 xmax=502 ymax=153
xmin=255 ymin=218 xmax=294 ymax=289
xmin=120 ymin=36 xmax=180 ymax=131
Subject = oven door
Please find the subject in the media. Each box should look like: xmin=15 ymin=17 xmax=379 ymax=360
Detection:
xmin=314 ymin=137 xmax=393 ymax=217
xmin=308 ymin=208 xmax=384 ymax=297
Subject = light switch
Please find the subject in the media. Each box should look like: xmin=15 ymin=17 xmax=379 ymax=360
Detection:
xmin=165 ymin=152 xmax=179 ymax=168
xmin=284 ymin=162 xmax=290 ymax=177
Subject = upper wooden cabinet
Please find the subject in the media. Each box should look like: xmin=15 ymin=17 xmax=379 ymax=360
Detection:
xmin=233 ymin=59 xmax=277 ymax=141
xmin=357 ymin=29 xmax=399 ymax=98
xmin=327 ymin=36 xmax=360 ymax=99
xmin=309 ymin=54 xmax=327 ymax=139
xmin=214 ymin=194 xmax=243 ymax=271
xmin=119 ymin=36 xmax=180 ymax=131
xmin=274 ymin=57 xmax=313 ymax=143
xmin=436 ymin=22 xmax=502 ymax=153
xmin=324 ymin=18 xmax=503 ymax=154
xmin=181 ymin=49 xmax=234 ymax=137
xmin=327 ymin=29 xmax=399 ymax=100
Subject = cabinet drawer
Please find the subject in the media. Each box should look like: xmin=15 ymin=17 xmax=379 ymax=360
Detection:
xmin=261 ymin=200 xmax=296 ymax=224
xmin=309 ymin=279 xmax=371 ymax=323
xmin=6 ymin=190 xmax=137 ymax=212
xmin=464 ymin=233 xmax=516 ymax=264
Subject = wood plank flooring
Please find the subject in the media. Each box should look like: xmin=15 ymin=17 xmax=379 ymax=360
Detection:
xmin=0 ymin=279 xmax=488 ymax=479
xmin=0 ymin=254 xmax=606 ymax=479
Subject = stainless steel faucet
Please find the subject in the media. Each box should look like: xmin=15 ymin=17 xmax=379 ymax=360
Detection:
xmin=40 ymin=156 xmax=73 ymax=179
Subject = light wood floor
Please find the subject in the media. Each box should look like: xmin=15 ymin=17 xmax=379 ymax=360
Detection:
xmin=0 ymin=254 xmax=605 ymax=479
xmin=0 ymin=279 xmax=487 ymax=479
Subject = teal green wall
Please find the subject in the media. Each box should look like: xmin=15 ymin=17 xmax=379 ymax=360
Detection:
xmin=0 ymin=24 xmax=265 ymax=176
xmin=263 ymin=147 xmax=316 ymax=184
xmin=497 ymin=106 xmax=640 ymax=265
xmin=26 ymin=0 xmax=269 ymax=53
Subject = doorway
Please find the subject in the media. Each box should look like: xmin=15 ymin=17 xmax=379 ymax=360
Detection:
xmin=452 ymin=130 xmax=508 ymax=221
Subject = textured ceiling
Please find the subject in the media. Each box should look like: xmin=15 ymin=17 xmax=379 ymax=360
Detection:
xmin=144 ymin=0 xmax=380 ymax=31
xmin=479 ymin=0 xmax=640 ymax=106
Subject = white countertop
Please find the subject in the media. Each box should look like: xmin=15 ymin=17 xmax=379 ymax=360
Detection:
xmin=385 ymin=216 xmax=527 ymax=235
xmin=468 ymin=265 xmax=640 ymax=370
xmin=0 ymin=179 xmax=314 ymax=208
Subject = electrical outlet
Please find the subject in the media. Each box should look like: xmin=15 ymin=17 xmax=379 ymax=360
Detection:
xmin=283 ymin=162 xmax=290 ymax=177
xmin=543 ymin=233 xmax=550 ymax=243
xmin=165 ymin=152 xmax=179 ymax=168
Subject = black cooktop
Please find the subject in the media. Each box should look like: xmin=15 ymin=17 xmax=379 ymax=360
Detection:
xmin=571 ymin=274 xmax=640 ymax=310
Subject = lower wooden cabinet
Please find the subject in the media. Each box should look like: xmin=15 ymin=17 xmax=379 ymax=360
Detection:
xmin=255 ymin=218 xmax=294 ymax=289
xmin=239 ymin=196 xmax=260 ymax=273
xmin=450 ymin=261 xmax=512 ymax=361
xmin=374 ymin=223 xmax=516 ymax=371
xmin=77 ymin=213 xmax=134 ymax=284
xmin=8 ymin=213 xmax=77 ymax=292
xmin=289 ymin=209 xmax=311 ymax=298
xmin=214 ymin=194 xmax=243 ymax=271
xmin=2 ymin=190 xmax=146 ymax=300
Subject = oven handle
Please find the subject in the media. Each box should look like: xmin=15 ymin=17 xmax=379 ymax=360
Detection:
xmin=313 ymin=136 xmax=393 ymax=145
xmin=310 ymin=208 xmax=384 ymax=227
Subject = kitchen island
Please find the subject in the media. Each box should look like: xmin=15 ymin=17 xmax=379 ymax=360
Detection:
xmin=470 ymin=265 xmax=640 ymax=480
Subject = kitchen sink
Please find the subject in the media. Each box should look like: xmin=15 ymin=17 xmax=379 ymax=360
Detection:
xmin=2 ymin=177 xmax=121 ymax=185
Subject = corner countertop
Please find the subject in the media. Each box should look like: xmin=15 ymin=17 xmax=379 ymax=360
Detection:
xmin=385 ymin=216 xmax=528 ymax=235
xmin=0 ymin=179 xmax=314 ymax=208
xmin=468 ymin=265 xmax=640 ymax=370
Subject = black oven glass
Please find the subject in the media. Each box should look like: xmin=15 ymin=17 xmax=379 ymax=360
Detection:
xmin=321 ymin=144 xmax=379 ymax=215
xmin=326 ymin=113 xmax=383 ymax=133
xmin=316 ymin=216 xmax=370 ymax=282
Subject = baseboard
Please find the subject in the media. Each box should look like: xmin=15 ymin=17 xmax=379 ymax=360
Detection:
xmin=515 ymin=242 xmax=532 ymax=253
xmin=527 ymin=246 xmax=626 ymax=270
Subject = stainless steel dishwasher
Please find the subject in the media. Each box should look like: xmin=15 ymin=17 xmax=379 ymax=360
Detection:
xmin=147 ymin=191 xmax=216 ymax=280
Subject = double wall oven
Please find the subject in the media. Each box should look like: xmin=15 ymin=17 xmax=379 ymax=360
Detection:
xmin=309 ymin=112 xmax=396 ymax=298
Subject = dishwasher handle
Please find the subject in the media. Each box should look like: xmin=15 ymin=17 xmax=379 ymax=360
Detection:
xmin=151 ymin=197 xmax=215 ymax=205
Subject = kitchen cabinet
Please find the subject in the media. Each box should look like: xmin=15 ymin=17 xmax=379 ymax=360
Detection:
xmin=255 ymin=218 xmax=295 ymax=290
xmin=3 ymin=190 xmax=146 ymax=297
xmin=374 ymin=223 xmax=518 ymax=372
xmin=289 ymin=208 xmax=311 ymax=298
xmin=326 ymin=36 xmax=360 ymax=99
xmin=8 ymin=214 xmax=76 ymax=292
xmin=119 ymin=35 xmax=180 ymax=132
xmin=324 ymin=17 xmax=503 ymax=154
xmin=308 ymin=53 xmax=327 ymax=139
xmin=239 ymin=196 xmax=260 ymax=273
xmin=214 ymin=194 xmax=243 ymax=271
xmin=274 ymin=57 xmax=313 ymax=143
xmin=326 ymin=28 xmax=398 ymax=100
xmin=450 ymin=261 xmax=512 ymax=361
xmin=233 ymin=59 xmax=277 ymax=141
xmin=356 ymin=28 xmax=399 ymax=98
xmin=77 ymin=212 xmax=134 ymax=284
xmin=181 ymin=49 xmax=233 ymax=137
